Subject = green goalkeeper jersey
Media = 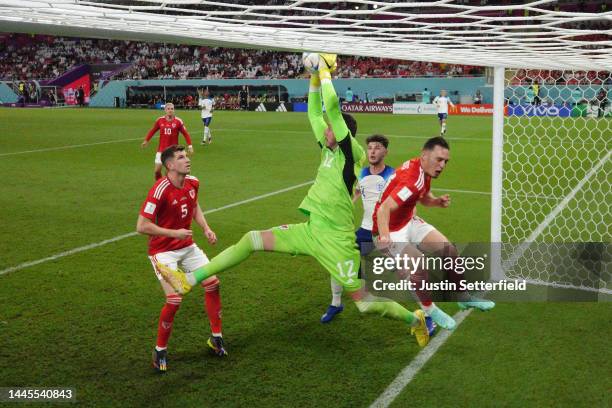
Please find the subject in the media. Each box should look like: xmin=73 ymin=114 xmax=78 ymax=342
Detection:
xmin=300 ymin=88 xmax=366 ymax=232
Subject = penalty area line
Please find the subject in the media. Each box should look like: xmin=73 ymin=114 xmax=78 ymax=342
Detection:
xmin=0 ymin=180 xmax=314 ymax=277
xmin=0 ymin=138 xmax=142 ymax=157
xmin=369 ymin=309 xmax=473 ymax=408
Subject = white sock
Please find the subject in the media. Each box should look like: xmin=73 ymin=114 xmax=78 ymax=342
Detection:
xmin=185 ymin=272 xmax=197 ymax=285
xmin=419 ymin=302 xmax=436 ymax=316
xmin=330 ymin=278 xmax=343 ymax=307
xmin=212 ymin=332 xmax=222 ymax=338
xmin=155 ymin=346 xmax=166 ymax=351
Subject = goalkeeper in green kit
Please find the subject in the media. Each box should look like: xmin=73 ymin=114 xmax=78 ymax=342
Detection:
xmin=157 ymin=54 xmax=430 ymax=347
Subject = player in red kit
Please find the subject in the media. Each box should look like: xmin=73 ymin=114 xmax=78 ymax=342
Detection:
xmin=373 ymin=137 xmax=495 ymax=332
xmin=136 ymin=144 xmax=226 ymax=374
xmin=141 ymin=103 xmax=194 ymax=181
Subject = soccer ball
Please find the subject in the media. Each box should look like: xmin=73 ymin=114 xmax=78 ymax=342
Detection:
xmin=302 ymin=52 xmax=320 ymax=73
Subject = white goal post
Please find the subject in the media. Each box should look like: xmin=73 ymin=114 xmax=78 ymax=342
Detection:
xmin=0 ymin=1 xmax=609 ymax=292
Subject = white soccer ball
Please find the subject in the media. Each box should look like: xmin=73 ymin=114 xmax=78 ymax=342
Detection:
xmin=302 ymin=52 xmax=320 ymax=73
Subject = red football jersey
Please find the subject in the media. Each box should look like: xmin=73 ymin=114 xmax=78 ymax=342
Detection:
xmin=372 ymin=157 xmax=431 ymax=235
xmin=145 ymin=116 xmax=193 ymax=152
xmin=139 ymin=175 xmax=200 ymax=255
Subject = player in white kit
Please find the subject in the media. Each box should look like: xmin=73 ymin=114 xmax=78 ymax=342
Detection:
xmin=198 ymin=88 xmax=214 ymax=145
xmin=433 ymin=90 xmax=455 ymax=136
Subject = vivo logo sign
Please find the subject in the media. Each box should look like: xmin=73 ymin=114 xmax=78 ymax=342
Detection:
xmin=508 ymin=104 xmax=572 ymax=117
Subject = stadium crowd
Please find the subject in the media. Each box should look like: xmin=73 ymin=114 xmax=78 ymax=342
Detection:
xmin=0 ymin=33 xmax=484 ymax=81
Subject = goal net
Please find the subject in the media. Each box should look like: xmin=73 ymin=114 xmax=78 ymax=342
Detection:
xmin=0 ymin=1 xmax=610 ymax=71
xmin=501 ymin=69 xmax=611 ymax=294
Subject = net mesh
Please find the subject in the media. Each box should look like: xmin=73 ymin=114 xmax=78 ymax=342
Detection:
xmin=502 ymin=69 xmax=611 ymax=293
xmin=0 ymin=0 xmax=610 ymax=70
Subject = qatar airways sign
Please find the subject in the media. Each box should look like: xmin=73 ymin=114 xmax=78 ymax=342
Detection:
xmin=341 ymin=102 xmax=393 ymax=114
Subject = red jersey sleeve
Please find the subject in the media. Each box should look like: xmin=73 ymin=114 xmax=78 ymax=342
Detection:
xmin=177 ymin=118 xmax=192 ymax=145
xmin=145 ymin=118 xmax=161 ymax=142
xmin=139 ymin=183 xmax=165 ymax=220
xmin=389 ymin=183 xmax=417 ymax=206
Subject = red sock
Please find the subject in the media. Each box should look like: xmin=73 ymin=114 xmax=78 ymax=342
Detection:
xmin=155 ymin=170 xmax=162 ymax=180
xmin=202 ymin=277 xmax=222 ymax=335
xmin=156 ymin=294 xmax=181 ymax=349
xmin=409 ymin=268 xmax=433 ymax=307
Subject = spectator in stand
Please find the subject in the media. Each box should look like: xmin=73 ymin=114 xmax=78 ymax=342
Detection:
xmin=532 ymin=81 xmax=541 ymax=106
xmin=572 ymin=87 xmax=583 ymax=106
xmin=345 ymin=87 xmax=353 ymax=102
xmin=239 ymin=86 xmax=248 ymax=110
xmin=77 ymin=86 xmax=86 ymax=107
xmin=422 ymin=88 xmax=431 ymax=104
xmin=46 ymin=89 xmax=56 ymax=105
xmin=526 ymin=85 xmax=536 ymax=105
xmin=474 ymin=90 xmax=482 ymax=104
xmin=0 ymin=33 xmax=486 ymax=81
xmin=596 ymin=88 xmax=608 ymax=118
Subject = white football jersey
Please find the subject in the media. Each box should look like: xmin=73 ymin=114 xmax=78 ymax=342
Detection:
xmin=358 ymin=165 xmax=395 ymax=230
xmin=433 ymin=96 xmax=452 ymax=114
xmin=199 ymin=97 xmax=214 ymax=119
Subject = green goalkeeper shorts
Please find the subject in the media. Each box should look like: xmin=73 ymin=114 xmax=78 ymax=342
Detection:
xmin=271 ymin=215 xmax=362 ymax=291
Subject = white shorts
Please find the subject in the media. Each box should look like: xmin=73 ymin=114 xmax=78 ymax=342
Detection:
xmin=377 ymin=216 xmax=436 ymax=256
xmin=149 ymin=243 xmax=209 ymax=281
xmin=154 ymin=152 xmax=162 ymax=165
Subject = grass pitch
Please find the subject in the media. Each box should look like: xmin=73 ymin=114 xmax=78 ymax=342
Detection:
xmin=0 ymin=108 xmax=609 ymax=407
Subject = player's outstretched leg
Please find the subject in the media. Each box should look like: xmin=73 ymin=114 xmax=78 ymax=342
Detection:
xmin=321 ymin=278 xmax=344 ymax=323
xmin=408 ymin=268 xmax=456 ymax=330
xmin=158 ymin=231 xmax=265 ymax=294
xmin=428 ymin=305 xmax=456 ymax=330
xmin=457 ymin=296 xmax=495 ymax=311
xmin=351 ymin=291 xmax=430 ymax=347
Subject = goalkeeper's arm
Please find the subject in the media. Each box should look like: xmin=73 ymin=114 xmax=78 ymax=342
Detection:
xmin=319 ymin=62 xmax=350 ymax=143
xmin=307 ymin=74 xmax=327 ymax=146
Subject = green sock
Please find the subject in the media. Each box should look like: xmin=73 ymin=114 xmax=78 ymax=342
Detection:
xmin=192 ymin=231 xmax=263 ymax=284
xmin=355 ymin=295 xmax=416 ymax=325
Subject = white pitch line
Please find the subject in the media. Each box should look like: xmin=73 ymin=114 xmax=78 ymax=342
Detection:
xmin=434 ymin=187 xmax=561 ymax=201
xmin=0 ymin=138 xmax=142 ymax=157
xmin=0 ymin=180 xmax=314 ymax=277
xmin=369 ymin=309 xmax=473 ymax=408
